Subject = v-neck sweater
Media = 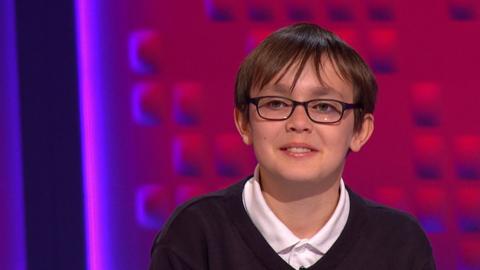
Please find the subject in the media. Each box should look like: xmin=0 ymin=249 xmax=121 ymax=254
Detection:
xmin=149 ymin=177 xmax=436 ymax=270
xmin=242 ymin=170 xmax=350 ymax=268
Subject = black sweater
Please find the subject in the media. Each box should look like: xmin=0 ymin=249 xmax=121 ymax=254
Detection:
xmin=149 ymin=178 xmax=436 ymax=270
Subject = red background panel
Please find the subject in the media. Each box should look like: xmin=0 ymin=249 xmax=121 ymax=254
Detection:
xmin=76 ymin=1 xmax=480 ymax=269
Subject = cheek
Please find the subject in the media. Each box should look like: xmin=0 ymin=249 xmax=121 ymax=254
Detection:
xmin=320 ymin=125 xmax=355 ymax=152
xmin=249 ymin=126 xmax=284 ymax=156
xmin=250 ymin=120 xmax=283 ymax=141
xmin=252 ymin=131 xmax=274 ymax=146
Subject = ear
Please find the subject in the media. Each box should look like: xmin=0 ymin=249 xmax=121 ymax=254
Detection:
xmin=349 ymin=113 xmax=374 ymax=152
xmin=234 ymin=108 xmax=252 ymax=145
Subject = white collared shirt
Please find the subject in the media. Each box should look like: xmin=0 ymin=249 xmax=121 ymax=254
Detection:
xmin=242 ymin=165 xmax=350 ymax=270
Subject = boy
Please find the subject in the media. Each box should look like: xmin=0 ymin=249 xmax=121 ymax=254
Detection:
xmin=149 ymin=23 xmax=436 ymax=270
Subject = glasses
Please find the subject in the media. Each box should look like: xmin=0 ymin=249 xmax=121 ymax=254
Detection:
xmin=247 ymin=96 xmax=360 ymax=124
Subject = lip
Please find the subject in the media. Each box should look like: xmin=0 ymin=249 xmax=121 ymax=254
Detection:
xmin=279 ymin=143 xmax=318 ymax=157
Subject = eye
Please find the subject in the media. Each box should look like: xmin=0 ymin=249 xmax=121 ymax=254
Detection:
xmin=311 ymin=101 xmax=340 ymax=114
xmin=261 ymin=98 xmax=290 ymax=110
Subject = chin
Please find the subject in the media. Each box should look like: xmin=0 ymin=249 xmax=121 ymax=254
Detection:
xmin=273 ymin=162 xmax=343 ymax=184
xmin=276 ymin=169 xmax=327 ymax=184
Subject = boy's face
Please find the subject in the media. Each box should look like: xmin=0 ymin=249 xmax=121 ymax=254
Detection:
xmin=235 ymin=58 xmax=374 ymax=186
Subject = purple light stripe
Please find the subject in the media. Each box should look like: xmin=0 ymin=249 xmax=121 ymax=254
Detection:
xmin=0 ymin=0 xmax=26 ymax=268
xmin=75 ymin=0 xmax=109 ymax=269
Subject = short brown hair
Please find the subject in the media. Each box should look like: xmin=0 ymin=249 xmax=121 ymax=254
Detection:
xmin=234 ymin=23 xmax=377 ymax=131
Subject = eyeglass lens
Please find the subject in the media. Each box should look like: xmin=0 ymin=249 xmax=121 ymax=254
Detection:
xmin=256 ymin=97 xmax=344 ymax=123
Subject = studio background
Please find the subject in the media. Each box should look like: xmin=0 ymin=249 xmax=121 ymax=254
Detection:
xmin=1 ymin=0 xmax=480 ymax=270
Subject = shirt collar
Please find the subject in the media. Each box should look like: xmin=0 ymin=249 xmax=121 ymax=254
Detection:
xmin=242 ymin=165 xmax=350 ymax=255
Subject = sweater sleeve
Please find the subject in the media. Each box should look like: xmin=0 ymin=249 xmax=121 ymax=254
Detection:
xmin=148 ymin=201 xmax=212 ymax=270
xmin=408 ymin=219 xmax=437 ymax=270
xmin=149 ymin=245 xmax=193 ymax=270
xmin=418 ymin=253 xmax=436 ymax=270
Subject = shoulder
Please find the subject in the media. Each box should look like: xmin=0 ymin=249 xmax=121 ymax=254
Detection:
xmin=348 ymin=188 xmax=432 ymax=252
xmin=365 ymin=197 xmax=423 ymax=231
xmin=348 ymin=188 xmax=425 ymax=233
xmin=149 ymin=178 xmax=249 ymax=268
xmin=338 ymin=188 xmax=436 ymax=270
xmin=349 ymin=190 xmax=432 ymax=261
xmin=348 ymin=190 xmax=436 ymax=269
xmin=153 ymin=178 xmax=248 ymax=246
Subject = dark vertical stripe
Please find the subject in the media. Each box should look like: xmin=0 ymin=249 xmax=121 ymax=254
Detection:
xmin=15 ymin=0 xmax=86 ymax=269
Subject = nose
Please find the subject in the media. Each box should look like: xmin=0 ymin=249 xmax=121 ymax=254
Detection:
xmin=285 ymin=104 xmax=313 ymax=133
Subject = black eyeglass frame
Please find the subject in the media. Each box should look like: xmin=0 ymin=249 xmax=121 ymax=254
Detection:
xmin=247 ymin=96 xmax=361 ymax=124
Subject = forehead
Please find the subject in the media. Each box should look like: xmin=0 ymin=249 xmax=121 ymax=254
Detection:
xmin=252 ymin=57 xmax=354 ymax=101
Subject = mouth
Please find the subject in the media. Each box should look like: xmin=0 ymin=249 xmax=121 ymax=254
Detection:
xmin=280 ymin=144 xmax=318 ymax=156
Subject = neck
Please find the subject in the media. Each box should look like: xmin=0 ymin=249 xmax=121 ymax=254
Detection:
xmin=259 ymin=174 xmax=341 ymax=239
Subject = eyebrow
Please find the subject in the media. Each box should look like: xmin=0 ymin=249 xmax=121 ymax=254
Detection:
xmin=262 ymin=83 xmax=345 ymax=99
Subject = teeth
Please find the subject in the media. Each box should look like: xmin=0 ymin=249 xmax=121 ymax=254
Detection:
xmin=286 ymin=147 xmax=312 ymax=153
